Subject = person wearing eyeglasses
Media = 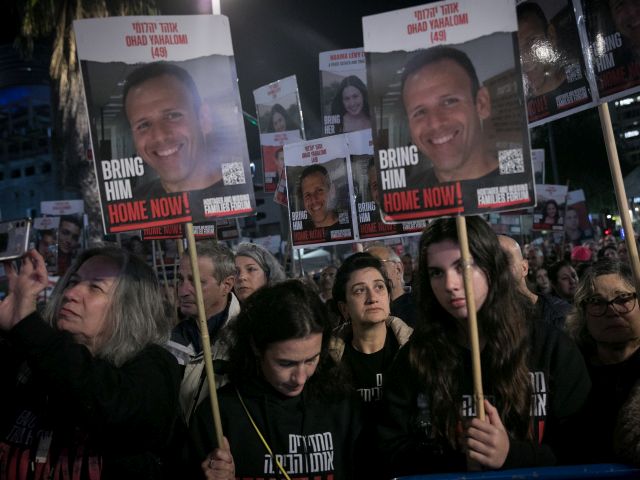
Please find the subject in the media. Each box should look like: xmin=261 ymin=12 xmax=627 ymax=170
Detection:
xmin=566 ymin=259 xmax=640 ymax=463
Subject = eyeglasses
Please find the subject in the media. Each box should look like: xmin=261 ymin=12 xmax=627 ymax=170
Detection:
xmin=584 ymin=292 xmax=637 ymax=317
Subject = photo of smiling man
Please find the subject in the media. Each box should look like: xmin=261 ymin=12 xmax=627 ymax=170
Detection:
xmin=401 ymin=46 xmax=497 ymax=184
xmin=285 ymin=135 xmax=355 ymax=247
xmin=74 ymin=15 xmax=255 ymax=234
xmin=124 ymin=62 xmax=220 ymax=196
xmin=363 ymin=1 xmax=535 ymax=220
xmin=299 ymin=164 xmax=339 ymax=228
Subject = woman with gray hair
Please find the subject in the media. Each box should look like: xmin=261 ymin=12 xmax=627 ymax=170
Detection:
xmin=566 ymin=259 xmax=640 ymax=463
xmin=0 ymin=246 xmax=181 ymax=478
xmin=234 ymin=242 xmax=286 ymax=303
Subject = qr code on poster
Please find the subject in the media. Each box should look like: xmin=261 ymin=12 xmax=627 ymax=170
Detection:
xmin=498 ymin=149 xmax=524 ymax=174
xmin=565 ymin=63 xmax=582 ymax=83
xmin=222 ymin=162 xmax=245 ymax=185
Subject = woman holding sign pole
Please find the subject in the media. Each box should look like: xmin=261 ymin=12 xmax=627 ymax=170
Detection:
xmin=377 ymin=216 xmax=590 ymax=476
xmin=189 ymin=280 xmax=361 ymax=479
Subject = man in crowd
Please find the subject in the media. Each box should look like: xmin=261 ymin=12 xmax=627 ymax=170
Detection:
xmin=366 ymin=244 xmax=417 ymax=327
xmin=318 ymin=265 xmax=338 ymax=303
xmin=401 ymin=46 xmax=497 ymax=184
xmin=166 ymin=240 xmax=239 ymax=424
xmin=499 ymin=235 xmax=571 ymax=328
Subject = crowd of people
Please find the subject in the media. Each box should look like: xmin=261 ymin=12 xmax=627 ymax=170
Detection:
xmin=1 ymin=216 xmax=640 ymax=479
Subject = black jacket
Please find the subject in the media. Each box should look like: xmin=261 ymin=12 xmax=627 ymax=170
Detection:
xmin=377 ymin=319 xmax=591 ymax=476
xmin=0 ymin=313 xmax=181 ymax=479
xmin=188 ymin=378 xmax=362 ymax=479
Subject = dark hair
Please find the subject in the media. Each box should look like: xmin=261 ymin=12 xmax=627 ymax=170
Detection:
xmin=548 ymin=260 xmax=574 ymax=286
xmin=401 ymin=46 xmax=480 ymax=101
xmin=60 ymin=215 xmax=82 ymax=229
xmin=543 ymin=199 xmax=560 ymax=223
xmin=567 ymin=259 xmax=636 ymax=356
xmin=411 ymin=216 xmax=531 ymax=445
xmin=123 ymin=61 xmax=201 ymax=116
xmin=516 ymin=2 xmax=549 ymax=31
xmin=331 ymin=252 xmax=391 ymax=319
xmin=597 ymin=245 xmax=618 ymax=261
xmin=331 ymin=75 xmax=370 ymax=119
xmin=269 ymin=103 xmax=292 ymax=132
xmin=228 ymin=280 xmax=348 ymax=399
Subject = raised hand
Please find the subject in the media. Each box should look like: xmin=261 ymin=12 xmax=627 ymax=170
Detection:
xmin=0 ymin=250 xmax=49 ymax=330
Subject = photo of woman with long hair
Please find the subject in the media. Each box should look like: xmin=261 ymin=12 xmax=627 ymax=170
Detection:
xmin=331 ymin=75 xmax=371 ymax=133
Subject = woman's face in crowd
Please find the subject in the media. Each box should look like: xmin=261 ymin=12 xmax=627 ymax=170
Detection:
xmin=56 ymin=255 xmax=118 ymax=354
xmin=342 ymin=85 xmax=364 ymax=116
xmin=545 ymin=202 xmax=557 ymax=218
xmin=260 ymin=333 xmax=322 ymax=397
xmin=426 ymin=239 xmax=489 ymax=321
xmin=235 ymin=255 xmax=268 ymax=302
xmin=585 ymin=274 xmax=640 ymax=345
xmin=272 ymin=111 xmax=287 ymax=132
xmin=535 ymin=268 xmax=550 ymax=292
xmin=339 ymin=267 xmax=390 ymax=325
xmin=555 ymin=265 xmax=578 ymax=299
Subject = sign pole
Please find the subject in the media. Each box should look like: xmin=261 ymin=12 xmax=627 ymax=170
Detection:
xmin=598 ymin=104 xmax=640 ymax=292
xmin=185 ymin=222 xmax=224 ymax=447
xmin=455 ymin=216 xmax=485 ymax=421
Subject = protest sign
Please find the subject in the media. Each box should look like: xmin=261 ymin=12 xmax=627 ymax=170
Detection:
xmin=579 ymin=0 xmax=640 ymax=102
xmin=319 ymin=47 xmax=371 ymax=135
xmin=74 ymin=15 xmax=256 ymax=234
xmin=516 ymin=0 xmax=595 ymax=126
xmin=40 ymin=200 xmax=84 ymax=216
xmin=285 ymin=135 xmax=355 ymax=247
xmin=533 ymin=183 xmax=568 ymax=230
xmin=253 ymin=76 xmax=304 ymax=194
xmin=347 ymin=130 xmax=426 ymax=239
xmin=363 ymin=0 xmax=535 ymax=222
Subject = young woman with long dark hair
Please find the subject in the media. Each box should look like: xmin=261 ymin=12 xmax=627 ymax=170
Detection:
xmin=378 ymin=216 xmax=590 ymax=476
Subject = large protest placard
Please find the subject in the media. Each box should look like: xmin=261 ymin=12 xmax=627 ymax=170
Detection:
xmin=363 ymin=0 xmax=535 ymax=222
xmin=347 ymin=130 xmax=426 ymax=239
xmin=579 ymin=0 xmax=640 ymax=102
xmin=515 ymin=0 xmax=595 ymax=126
xmin=533 ymin=183 xmax=568 ymax=230
xmin=319 ymin=48 xmax=371 ymax=135
xmin=74 ymin=15 xmax=256 ymax=234
xmin=285 ymin=135 xmax=355 ymax=247
xmin=253 ymin=76 xmax=304 ymax=194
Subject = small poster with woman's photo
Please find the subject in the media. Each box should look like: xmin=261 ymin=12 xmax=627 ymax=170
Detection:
xmin=253 ymin=75 xmax=305 ymax=193
xmin=532 ymin=183 xmax=568 ymax=230
xmin=319 ymin=48 xmax=371 ymax=135
xmin=284 ymin=135 xmax=355 ymax=247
